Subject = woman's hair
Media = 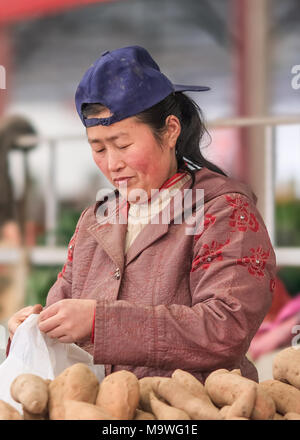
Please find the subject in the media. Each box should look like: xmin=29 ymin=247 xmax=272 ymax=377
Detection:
xmin=82 ymin=92 xmax=227 ymax=185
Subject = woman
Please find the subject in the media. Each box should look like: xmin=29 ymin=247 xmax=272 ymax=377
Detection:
xmin=7 ymin=46 xmax=276 ymax=383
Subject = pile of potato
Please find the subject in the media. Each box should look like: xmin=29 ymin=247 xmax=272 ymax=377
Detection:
xmin=1 ymin=345 xmax=300 ymax=420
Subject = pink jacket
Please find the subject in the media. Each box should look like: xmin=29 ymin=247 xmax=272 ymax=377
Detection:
xmin=46 ymin=167 xmax=276 ymax=383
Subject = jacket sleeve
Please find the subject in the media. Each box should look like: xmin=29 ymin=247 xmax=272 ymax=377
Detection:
xmin=45 ymin=208 xmax=88 ymax=307
xmin=93 ymin=192 xmax=277 ymax=372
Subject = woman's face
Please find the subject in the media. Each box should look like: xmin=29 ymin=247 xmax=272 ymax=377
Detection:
xmin=86 ymin=109 xmax=180 ymax=203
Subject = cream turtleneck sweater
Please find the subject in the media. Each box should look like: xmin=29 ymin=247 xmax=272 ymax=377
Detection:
xmin=125 ymin=172 xmax=191 ymax=254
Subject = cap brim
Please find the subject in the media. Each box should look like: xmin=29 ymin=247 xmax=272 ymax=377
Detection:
xmin=174 ymin=84 xmax=210 ymax=92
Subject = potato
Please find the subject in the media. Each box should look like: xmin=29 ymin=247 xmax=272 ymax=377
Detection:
xmin=23 ymin=409 xmax=48 ymax=420
xmin=219 ymin=405 xmax=231 ymax=419
xmin=138 ymin=376 xmax=169 ymax=413
xmin=204 ymin=369 xmax=275 ymax=420
xmin=10 ymin=373 xmax=49 ymax=415
xmin=171 ymin=369 xmax=206 ymax=398
xmin=273 ymin=413 xmax=285 ymax=420
xmin=154 ymin=377 xmax=221 ymax=420
xmin=284 ymin=412 xmax=300 ymax=420
xmin=149 ymin=390 xmax=191 ymax=420
xmin=48 ymin=363 xmax=99 ymax=420
xmin=273 ymin=347 xmax=300 ymax=389
xmin=231 ymin=369 xmax=242 ymax=375
xmin=225 ymin=383 xmax=256 ymax=420
xmin=134 ymin=408 xmax=156 ymax=420
xmin=64 ymin=400 xmax=116 ymax=420
xmin=225 ymin=416 xmax=249 ymax=420
xmin=96 ymin=370 xmax=139 ymax=420
xmin=0 ymin=400 xmax=23 ymax=420
xmin=259 ymin=380 xmax=300 ymax=415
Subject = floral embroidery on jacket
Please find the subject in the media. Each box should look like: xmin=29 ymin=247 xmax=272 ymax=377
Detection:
xmin=194 ymin=213 xmax=216 ymax=242
xmin=236 ymin=246 xmax=270 ymax=279
xmin=226 ymin=195 xmax=259 ymax=233
xmin=57 ymin=265 xmax=66 ymax=279
xmin=191 ymin=238 xmax=230 ymax=272
xmin=57 ymin=226 xmax=79 ymax=279
xmin=269 ymin=278 xmax=276 ymax=293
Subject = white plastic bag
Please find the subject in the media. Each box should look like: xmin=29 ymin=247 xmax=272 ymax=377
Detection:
xmin=0 ymin=314 xmax=105 ymax=413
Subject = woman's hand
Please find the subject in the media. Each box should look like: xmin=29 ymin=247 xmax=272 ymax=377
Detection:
xmin=38 ymin=299 xmax=96 ymax=343
xmin=7 ymin=304 xmax=43 ymax=340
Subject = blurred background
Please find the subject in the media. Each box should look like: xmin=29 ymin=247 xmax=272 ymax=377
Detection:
xmin=0 ymin=0 xmax=299 ymax=378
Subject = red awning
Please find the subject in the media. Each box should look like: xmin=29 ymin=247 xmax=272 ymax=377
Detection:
xmin=0 ymin=0 xmax=115 ymax=24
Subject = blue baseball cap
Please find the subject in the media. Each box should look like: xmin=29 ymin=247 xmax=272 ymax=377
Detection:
xmin=75 ymin=45 xmax=210 ymax=127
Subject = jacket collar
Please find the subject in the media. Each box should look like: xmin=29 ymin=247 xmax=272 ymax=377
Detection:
xmin=87 ymin=171 xmax=195 ymax=268
xmin=86 ymin=167 xmax=257 ymax=268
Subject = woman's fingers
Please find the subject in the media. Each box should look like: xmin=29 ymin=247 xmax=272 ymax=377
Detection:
xmin=57 ymin=335 xmax=73 ymax=343
xmin=40 ymin=319 xmax=71 ymax=341
xmin=38 ymin=308 xmax=72 ymax=341
xmin=7 ymin=304 xmax=43 ymax=339
xmin=43 ymin=326 xmax=67 ymax=340
xmin=19 ymin=304 xmax=43 ymax=321
xmin=39 ymin=299 xmax=96 ymax=343
xmin=38 ymin=313 xmax=62 ymax=334
xmin=19 ymin=305 xmax=35 ymax=319
xmin=31 ymin=304 xmax=43 ymax=314
xmin=39 ymin=302 xmax=60 ymax=322
xmin=8 ymin=304 xmax=44 ymax=339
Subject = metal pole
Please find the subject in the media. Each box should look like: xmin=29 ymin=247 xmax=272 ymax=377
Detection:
xmin=234 ymin=0 xmax=270 ymax=222
xmin=45 ymin=139 xmax=57 ymax=246
xmin=264 ymin=125 xmax=276 ymax=246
